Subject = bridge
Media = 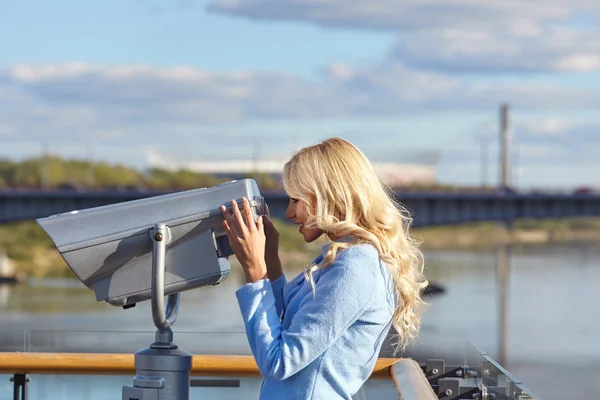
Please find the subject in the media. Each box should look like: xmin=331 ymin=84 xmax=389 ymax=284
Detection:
xmin=1 ymin=188 xmax=600 ymax=226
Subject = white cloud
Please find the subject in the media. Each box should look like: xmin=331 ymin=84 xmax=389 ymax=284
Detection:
xmin=208 ymin=0 xmax=600 ymax=73
xmin=507 ymin=118 xmax=600 ymax=167
xmin=3 ymin=62 xmax=600 ymax=138
xmin=207 ymin=0 xmax=575 ymax=31
xmin=554 ymin=54 xmax=600 ymax=72
xmin=322 ymin=63 xmax=356 ymax=80
xmin=390 ymin=25 xmax=600 ymax=73
xmin=519 ymin=118 xmax=581 ymax=136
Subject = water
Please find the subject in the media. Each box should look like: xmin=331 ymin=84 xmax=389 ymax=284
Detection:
xmin=0 ymin=242 xmax=598 ymax=399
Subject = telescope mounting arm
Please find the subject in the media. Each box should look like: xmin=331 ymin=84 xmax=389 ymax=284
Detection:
xmin=150 ymin=223 xmax=180 ymax=347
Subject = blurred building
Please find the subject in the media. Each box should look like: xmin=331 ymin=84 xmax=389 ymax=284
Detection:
xmin=145 ymin=148 xmax=438 ymax=188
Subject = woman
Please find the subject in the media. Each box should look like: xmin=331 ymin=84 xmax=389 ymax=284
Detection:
xmin=220 ymin=137 xmax=427 ymax=399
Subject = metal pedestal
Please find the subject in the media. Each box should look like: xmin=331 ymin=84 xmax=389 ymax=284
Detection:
xmin=122 ymin=223 xmax=193 ymax=400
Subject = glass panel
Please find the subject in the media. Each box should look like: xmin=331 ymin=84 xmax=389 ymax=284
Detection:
xmin=514 ymin=383 xmax=538 ymax=400
xmin=0 ymin=374 xmax=14 ymax=400
xmin=0 ymin=330 xmax=26 ymax=352
xmin=26 ymin=330 xmax=252 ymax=355
xmin=466 ymin=341 xmax=540 ymax=400
xmin=464 ymin=340 xmax=485 ymax=386
xmin=0 ymin=374 xmax=397 ymax=400
xmin=0 ymin=374 xmax=264 ymax=400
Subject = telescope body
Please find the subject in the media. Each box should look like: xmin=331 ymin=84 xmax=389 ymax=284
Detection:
xmin=37 ymin=179 xmax=265 ymax=307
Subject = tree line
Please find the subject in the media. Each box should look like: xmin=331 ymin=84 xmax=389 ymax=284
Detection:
xmin=0 ymin=155 xmax=490 ymax=193
xmin=0 ymin=156 xmax=282 ymax=191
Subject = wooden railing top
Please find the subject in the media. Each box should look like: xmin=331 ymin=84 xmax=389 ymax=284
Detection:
xmin=0 ymin=353 xmax=400 ymax=379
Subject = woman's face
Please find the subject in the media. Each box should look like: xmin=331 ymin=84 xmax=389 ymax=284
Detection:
xmin=285 ymin=197 xmax=323 ymax=243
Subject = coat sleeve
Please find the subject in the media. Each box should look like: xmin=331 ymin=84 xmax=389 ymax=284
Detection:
xmin=269 ymin=274 xmax=287 ymax=318
xmin=235 ymin=248 xmax=378 ymax=381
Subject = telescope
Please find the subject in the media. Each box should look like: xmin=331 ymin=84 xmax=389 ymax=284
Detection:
xmin=37 ymin=179 xmax=266 ymax=400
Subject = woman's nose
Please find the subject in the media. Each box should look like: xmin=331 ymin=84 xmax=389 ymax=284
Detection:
xmin=285 ymin=204 xmax=294 ymax=220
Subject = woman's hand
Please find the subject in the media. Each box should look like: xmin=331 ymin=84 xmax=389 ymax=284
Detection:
xmin=263 ymin=204 xmax=280 ymax=259
xmin=263 ymin=204 xmax=283 ymax=281
xmin=220 ymin=197 xmax=267 ymax=283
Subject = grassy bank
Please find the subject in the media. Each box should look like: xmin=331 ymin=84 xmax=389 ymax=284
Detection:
xmin=414 ymin=218 xmax=600 ymax=250
xmin=1 ymin=217 xmax=600 ymax=278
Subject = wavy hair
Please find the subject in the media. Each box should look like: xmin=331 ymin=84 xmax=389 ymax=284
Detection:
xmin=281 ymin=137 xmax=428 ymax=352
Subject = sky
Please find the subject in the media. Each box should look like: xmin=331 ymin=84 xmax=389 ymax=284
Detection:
xmin=2 ymin=0 xmax=600 ymax=190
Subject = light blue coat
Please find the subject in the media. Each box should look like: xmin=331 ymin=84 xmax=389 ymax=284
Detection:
xmin=236 ymin=238 xmax=395 ymax=399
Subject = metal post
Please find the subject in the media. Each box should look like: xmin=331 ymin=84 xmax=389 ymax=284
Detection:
xmin=513 ymin=141 xmax=520 ymax=189
xmin=122 ymin=223 xmax=192 ymax=400
xmin=499 ymin=103 xmax=511 ymax=192
xmin=10 ymin=374 xmax=29 ymax=400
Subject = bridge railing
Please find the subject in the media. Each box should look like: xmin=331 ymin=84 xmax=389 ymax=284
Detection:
xmin=2 ymin=188 xmax=600 ymax=225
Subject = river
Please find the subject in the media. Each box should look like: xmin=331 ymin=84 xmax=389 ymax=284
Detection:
xmin=0 ymin=242 xmax=598 ymax=399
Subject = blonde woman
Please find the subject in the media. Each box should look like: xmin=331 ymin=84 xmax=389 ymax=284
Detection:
xmin=220 ymin=137 xmax=428 ymax=400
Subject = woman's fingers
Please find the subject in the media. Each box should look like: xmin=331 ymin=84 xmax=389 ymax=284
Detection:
xmin=222 ymin=219 xmax=232 ymax=237
xmin=242 ymin=197 xmax=255 ymax=232
xmin=257 ymin=215 xmax=264 ymax=233
xmin=264 ymin=215 xmax=275 ymax=232
xmin=222 ymin=198 xmax=261 ymax=237
xmin=220 ymin=205 xmax=238 ymax=237
xmin=230 ymin=199 xmax=247 ymax=234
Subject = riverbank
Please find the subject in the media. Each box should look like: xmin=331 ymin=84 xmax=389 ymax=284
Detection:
xmin=1 ymin=217 xmax=599 ymax=278
xmin=415 ymin=218 xmax=600 ymax=250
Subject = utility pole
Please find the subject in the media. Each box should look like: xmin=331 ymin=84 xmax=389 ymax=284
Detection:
xmin=513 ymin=141 xmax=519 ymax=189
xmin=500 ymin=103 xmax=511 ymax=192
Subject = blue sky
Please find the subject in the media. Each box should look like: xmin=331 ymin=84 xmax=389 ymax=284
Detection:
xmin=2 ymin=0 xmax=600 ymax=190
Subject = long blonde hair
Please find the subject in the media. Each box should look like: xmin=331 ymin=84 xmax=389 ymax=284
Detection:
xmin=282 ymin=137 xmax=428 ymax=352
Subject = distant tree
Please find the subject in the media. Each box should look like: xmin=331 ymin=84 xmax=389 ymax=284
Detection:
xmin=143 ymin=168 xmax=228 ymax=190
xmin=93 ymin=162 xmax=145 ymax=188
xmin=246 ymin=172 xmax=281 ymax=192
xmin=1 ymin=155 xmax=289 ymax=192
xmin=0 ymin=160 xmax=16 ymax=186
xmin=169 ymin=169 xmax=224 ymax=189
xmin=12 ymin=158 xmax=45 ymax=187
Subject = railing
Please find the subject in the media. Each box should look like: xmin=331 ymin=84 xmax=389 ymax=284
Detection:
xmin=0 ymin=342 xmax=539 ymax=400
xmin=0 ymin=353 xmax=409 ymax=399
xmin=0 ymin=353 xmax=396 ymax=378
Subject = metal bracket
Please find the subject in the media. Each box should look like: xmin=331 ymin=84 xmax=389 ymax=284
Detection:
xmin=438 ymin=378 xmax=460 ymax=400
xmin=482 ymin=358 xmax=499 ymax=387
xmin=133 ymin=376 xmax=165 ymax=389
xmin=428 ymin=366 xmax=464 ymax=387
xmin=10 ymin=374 xmax=29 ymax=400
xmin=426 ymin=359 xmax=445 ymax=379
